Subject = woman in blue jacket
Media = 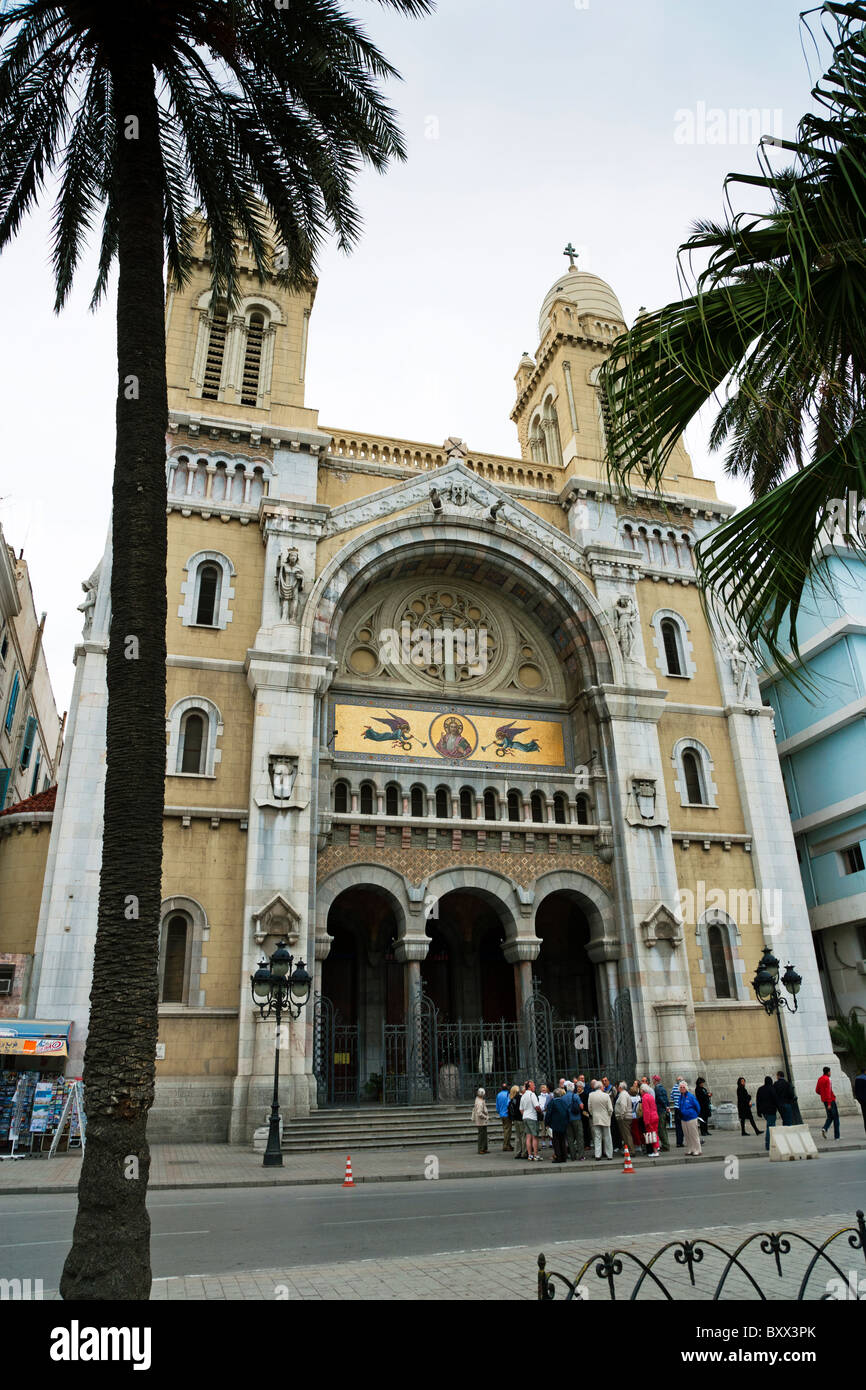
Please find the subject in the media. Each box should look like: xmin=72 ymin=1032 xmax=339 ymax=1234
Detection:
xmin=678 ymin=1083 xmax=703 ymax=1156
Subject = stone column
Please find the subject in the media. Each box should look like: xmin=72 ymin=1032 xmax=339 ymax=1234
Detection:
xmin=586 ymin=683 xmax=701 ymax=1084
xmin=503 ymin=938 xmax=542 ymax=1015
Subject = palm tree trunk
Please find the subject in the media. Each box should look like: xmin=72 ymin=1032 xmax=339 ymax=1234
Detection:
xmin=60 ymin=50 xmax=167 ymax=1301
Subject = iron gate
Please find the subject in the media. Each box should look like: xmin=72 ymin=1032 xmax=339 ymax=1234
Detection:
xmin=383 ymin=986 xmax=437 ymax=1105
xmin=436 ymin=1019 xmax=524 ymax=1102
xmin=313 ymin=994 xmax=360 ymax=1106
xmin=315 ymin=985 xmax=637 ymax=1106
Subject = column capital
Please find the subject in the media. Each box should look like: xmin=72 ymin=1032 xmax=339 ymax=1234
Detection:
xmin=502 ymin=937 xmax=542 ymax=965
xmin=393 ymin=935 xmax=430 ymax=964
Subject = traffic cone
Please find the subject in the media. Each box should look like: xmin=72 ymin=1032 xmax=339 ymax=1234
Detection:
xmin=622 ymin=1145 xmax=635 ymax=1174
xmin=342 ymin=1154 xmax=354 ymax=1188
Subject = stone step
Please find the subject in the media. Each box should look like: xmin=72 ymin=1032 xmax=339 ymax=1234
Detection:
xmin=280 ymin=1134 xmax=480 ymax=1152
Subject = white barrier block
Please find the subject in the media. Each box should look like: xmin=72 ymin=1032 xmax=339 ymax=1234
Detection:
xmin=769 ymin=1124 xmax=820 ymax=1161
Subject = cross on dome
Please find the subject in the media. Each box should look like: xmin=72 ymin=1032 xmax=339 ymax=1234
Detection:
xmin=563 ymin=242 xmax=579 ymax=269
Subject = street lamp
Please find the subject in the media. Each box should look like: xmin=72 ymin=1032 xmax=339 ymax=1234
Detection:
xmin=250 ymin=941 xmax=313 ymax=1167
xmin=751 ymin=944 xmax=801 ymax=1093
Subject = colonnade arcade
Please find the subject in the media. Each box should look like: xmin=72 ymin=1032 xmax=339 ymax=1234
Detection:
xmin=314 ymin=866 xmax=616 ymax=1098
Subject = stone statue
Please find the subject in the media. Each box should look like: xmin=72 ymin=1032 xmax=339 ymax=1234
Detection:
xmin=613 ymin=594 xmax=638 ymax=660
xmin=270 ymin=756 xmax=298 ymax=802
xmin=729 ymin=641 xmax=756 ymax=704
xmin=276 ymin=548 xmax=304 ymax=623
xmin=77 ymin=573 xmax=98 ymax=638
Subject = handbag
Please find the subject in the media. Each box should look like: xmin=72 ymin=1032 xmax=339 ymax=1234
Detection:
xmin=635 ymin=1101 xmax=643 ymax=1121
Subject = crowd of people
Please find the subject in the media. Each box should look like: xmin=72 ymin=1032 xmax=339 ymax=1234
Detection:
xmin=469 ymin=1074 xmax=708 ymax=1160
xmin=467 ymin=1065 xmax=857 ymax=1159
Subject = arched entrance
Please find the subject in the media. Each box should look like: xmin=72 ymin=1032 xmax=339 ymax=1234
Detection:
xmin=424 ymin=891 xmax=516 ymax=1022
xmin=535 ymin=892 xmax=598 ymax=1018
xmin=321 ymin=886 xmax=402 ymax=1104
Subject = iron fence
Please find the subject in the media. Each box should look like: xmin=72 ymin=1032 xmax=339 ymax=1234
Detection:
xmin=538 ymin=1210 xmax=866 ymax=1301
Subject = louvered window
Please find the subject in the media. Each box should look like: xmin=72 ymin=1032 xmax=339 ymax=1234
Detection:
xmin=201 ymin=304 xmax=228 ymax=400
xmin=19 ymin=714 xmax=37 ymax=769
xmin=241 ymin=312 xmax=265 ymax=405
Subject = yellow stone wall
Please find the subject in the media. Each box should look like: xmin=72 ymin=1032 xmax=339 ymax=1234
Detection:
xmin=156 ymin=817 xmax=246 ymax=1074
xmin=156 ymin=1015 xmax=239 ymax=1077
xmin=635 ymin=581 xmax=724 ymax=708
xmin=165 ymin=666 xmax=253 ymax=809
xmin=0 ymin=824 xmax=51 ymax=953
xmin=694 ymin=1006 xmax=778 ymax=1061
xmin=166 ymin=512 xmax=265 ymax=662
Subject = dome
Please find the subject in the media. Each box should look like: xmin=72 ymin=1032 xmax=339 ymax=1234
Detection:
xmin=538 ymin=267 xmax=625 ymax=341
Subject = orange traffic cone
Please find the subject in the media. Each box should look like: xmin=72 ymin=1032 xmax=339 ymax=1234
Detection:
xmin=622 ymin=1145 xmax=635 ymax=1174
xmin=342 ymin=1154 xmax=354 ymax=1188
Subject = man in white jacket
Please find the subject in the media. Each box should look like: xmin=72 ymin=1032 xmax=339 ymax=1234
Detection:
xmin=587 ymin=1079 xmax=614 ymax=1159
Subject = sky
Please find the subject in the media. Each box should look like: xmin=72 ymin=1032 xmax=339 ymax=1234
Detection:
xmin=0 ymin=0 xmax=828 ymax=712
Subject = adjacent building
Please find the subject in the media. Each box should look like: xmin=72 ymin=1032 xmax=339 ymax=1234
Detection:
xmin=0 ymin=528 xmax=64 ymax=1017
xmin=760 ymin=529 xmax=866 ymax=1074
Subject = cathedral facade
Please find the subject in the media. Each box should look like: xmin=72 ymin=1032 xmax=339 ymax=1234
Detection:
xmin=25 ymin=230 xmax=847 ymax=1140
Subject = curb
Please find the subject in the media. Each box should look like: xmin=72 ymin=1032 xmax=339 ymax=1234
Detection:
xmin=2 ymin=1138 xmax=864 ymax=1196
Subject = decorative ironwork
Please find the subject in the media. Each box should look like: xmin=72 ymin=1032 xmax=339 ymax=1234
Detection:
xmin=383 ymin=987 xmax=438 ymax=1105
xmin=612 ymin=988 xmax=636 ymax=1085
xmin=522 ymin=981 xmax=555 ymax=1083
xmin=313 ymin=993 xmax=360 ymax=1106
xmin=537 ymin=1210 xmax=866 ymax=1301
xmin=436 ymin=1018 xmax=524 ymax=1101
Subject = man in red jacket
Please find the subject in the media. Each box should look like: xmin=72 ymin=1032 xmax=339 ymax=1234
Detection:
xmin=816 ymin=1066 xmax=840 ymax=1141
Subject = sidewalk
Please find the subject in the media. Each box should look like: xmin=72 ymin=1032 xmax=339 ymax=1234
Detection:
xmin=2 ymin=1123 xmax=864 ymax=1195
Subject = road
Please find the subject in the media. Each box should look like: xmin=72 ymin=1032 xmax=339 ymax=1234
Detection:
xmin=1 ymin=1151 xmax=864 ymax=1290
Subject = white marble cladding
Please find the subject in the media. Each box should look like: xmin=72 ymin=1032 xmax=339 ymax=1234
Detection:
xmin=592 ymin=686 xmax=701 ymax=1080
xmin=27 ymin=533 xmax=112 ymax=1070
xmin=725 ymin=705 xmax=854 ymax=1105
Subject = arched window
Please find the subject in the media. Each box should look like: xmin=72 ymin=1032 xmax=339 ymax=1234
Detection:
xmin=201 ymin=304 xmax=228 ymax=400
xmin=661 ymin=618 xmax=683 ymax=676
xmin=385 ymin=784 xmax=400 ymax=816
xmin=483 ymin=789 xmax=498 ymax=821
xmin=707 ymin=923 xmax=734 ymax=999
xmin=160 ymin=913 xmax=190 ymax=1003
xmin=159 ymin=896 xmax=207 ymax=1006
xmin=530 ymin=791 xmax=545 ymax=823
xmin=542 ymin=396 xmax=563 ymax=467
xmin=459 ymin=787 xmax=474 ymax=820
xmin=529 ymin=414 xmax=547 ymax=465
xmin=359 ymin=782 xmax=375 ymax=815
xmin=575 ymin=794 xmax=590 ymax=825
xmin=435 ymin=786 xmax=450 ymax=819
xmin=651 ymin=610 xmax=694 ymax=680
xmin=553 ymin=793 xmax=568 ymax=825
xmin=507 ymin=790 xmax=522 ymax=823
xmin=410 ymin=785 xmax=425 ymax=817
xmin=194 ymin=563 xmax=221 ymax=626
xmin=167 ymin=697 xmax=223 ymax=777
xmin=682 ymin=750 xmax=706 ymax=804
xmin=241 ymin=311 xmax=266 ymax=406
xmin=180 ymin=551 xmax=235 ymax=630
xmin=179 ymin=711 xmax=206 ymax=774
xmin=333 ymin=781 xmax=349 ymax=814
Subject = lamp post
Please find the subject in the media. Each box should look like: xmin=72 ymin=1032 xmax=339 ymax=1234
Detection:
xmin=751 ymin=945 xmax=802 ymax=1097
xmin=251 ymin=940 xmax=313 ymax=1168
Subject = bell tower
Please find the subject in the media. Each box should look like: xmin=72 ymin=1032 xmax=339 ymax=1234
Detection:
xmin=511 ymin=247 xmax=629 ymax=480
xmin=165 ymin=218 xmax=321 ymax=435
